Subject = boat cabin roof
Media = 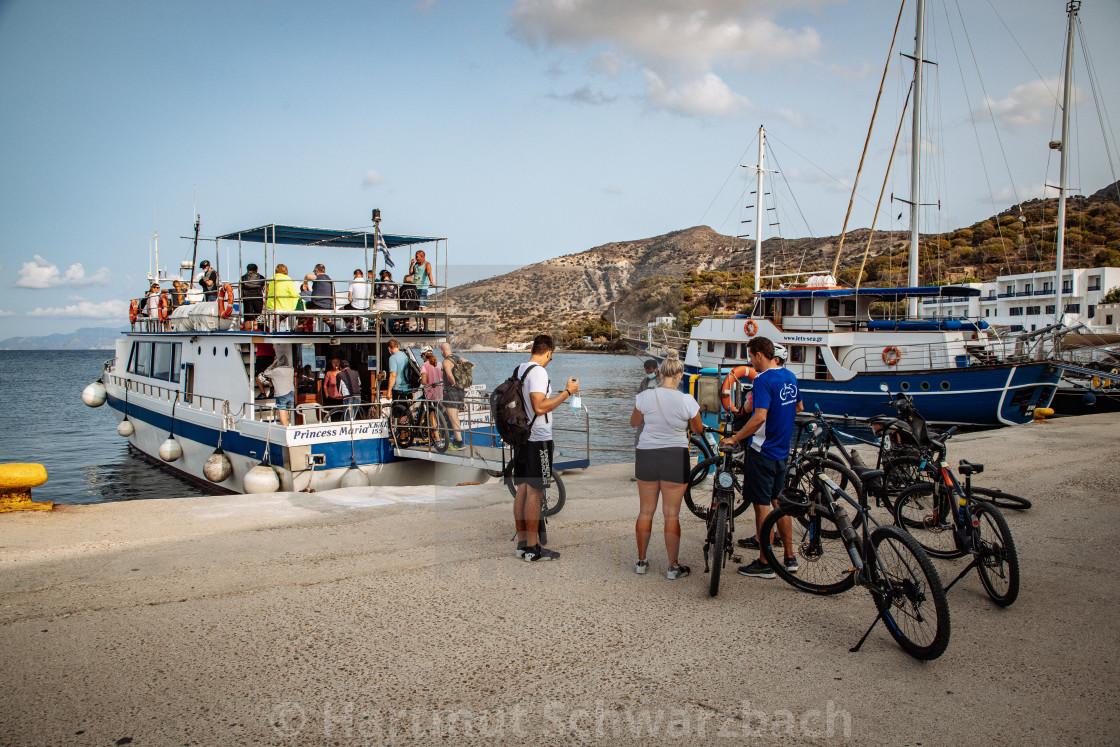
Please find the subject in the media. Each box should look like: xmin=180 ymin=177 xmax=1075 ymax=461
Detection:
xmin=758 ymin=285 xmax=979 ymax=301
xmin=216 ymin=224 xmax=443 ymax=249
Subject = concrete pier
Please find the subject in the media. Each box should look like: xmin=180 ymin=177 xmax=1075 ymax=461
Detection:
xmin=1 ymin=413 xmax=1118 ymax=745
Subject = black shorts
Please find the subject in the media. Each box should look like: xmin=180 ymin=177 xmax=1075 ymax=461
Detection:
xmin=635 ymin=447 xmax=689 ymax=483
xmin=513 ymin=440 xmax=553 ymax=490
xmin=242 ymin=297 xmax=263 ymax=321
xmin=444 ymin=384 xmax=465 ymax=407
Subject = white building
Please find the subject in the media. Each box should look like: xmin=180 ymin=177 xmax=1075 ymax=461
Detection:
xmin=649 ymin=316 xmax=676 ymax=328
xmin=918 ymin=267 xmax=1120 ymax=334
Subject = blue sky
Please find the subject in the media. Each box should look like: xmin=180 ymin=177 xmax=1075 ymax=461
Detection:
xmin=1 ymin=0 xmax=1117 ymax=337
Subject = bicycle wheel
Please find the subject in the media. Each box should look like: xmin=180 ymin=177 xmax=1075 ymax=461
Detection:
xmin=429 ymin=406 xmax=451 ymax=453
xmin=688 ymin=434 xmax=715 ymax=487
xmin=392 ymin=420 xmax=414 ymax=449
xmin=893 ymin=482 xmax=967 ymax=559
xmin=880 ymin=455 xmax=929 ymax=510
xmin=760 ymin=502 xmax=857 ymax=595
xmin=786 ymin=457 xmax=864 ymax=537
xmin=971 ymin=501 xmax=1020 ymax=606
xmin=708 ymin=503 xmax=728 ymax=597
xmin=971 ymin=487 xmax=1031 ymax=511
xmin=868 ymin=526 xmax=951 ymax=661
xmin=505 ymin=469 xmax=566 ymax=517
xmin=685 ymin=457 xmax=750 ymax=521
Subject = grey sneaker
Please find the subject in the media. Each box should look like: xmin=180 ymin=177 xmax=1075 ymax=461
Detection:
xmin=737 ymin=560 xmax=775 ymax=578
xmin=515 ymin=540 xmax=528 ymax=559
xmin=523 ymin=545 xmax=560 ymax=562
xmin=784 ymin=556 xmax=799 ymax=573
xmin=665 ymin=565 xmax=691 ymax=580
xmin=635 ymin=559 xmax=649 ymax=575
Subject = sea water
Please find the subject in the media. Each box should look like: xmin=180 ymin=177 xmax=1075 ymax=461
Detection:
xmin=1 ymin=350 xmax=656 ymax=505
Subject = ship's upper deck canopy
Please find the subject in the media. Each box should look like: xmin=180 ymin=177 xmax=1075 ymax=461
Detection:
xmin=758 ymin=286 xmax=980 ymax=301
xmin=216 ymin=224 xmax=443 ymax=249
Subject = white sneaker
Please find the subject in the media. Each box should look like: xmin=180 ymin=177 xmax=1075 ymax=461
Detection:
xmin=635 ymin=559 xmax=649 ymax=575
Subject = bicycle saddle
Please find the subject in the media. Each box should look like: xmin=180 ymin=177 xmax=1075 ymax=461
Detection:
xmin=851 ymin=466 xmax=884 ymax=482
xmin=958 ymin=460 xmax=984 ymax=476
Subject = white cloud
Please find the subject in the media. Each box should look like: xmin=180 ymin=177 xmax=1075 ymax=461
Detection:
xmin=26 ymin=299 xmax=129 ymax=318
xmin=548 ymin=85 xmax=617 ymax=105
xmin=773 ymin=107 xmax=807 ymax=129
xmin=14 ymin=255 xmax=111 ymax=289
xmin=991 ymin=183 xmax=1047 ymax=205
xmin=0 ymin=308 xmax=14 ymax=317
xmin=604 ymin=185 xmax=623 ymax=195
xmin=361 ymin=170 xmax=383 ymax=188
xmin=823 ymin=60 xmax=873 ymax=84
xmin=982 ymin=78 xmax=1063 ymax=131
xmin=645 ymin=70 xmax=748 ymax=117
xmin=510 ymin=0 xmax=824 ymax=71
xmin=510 ymin=1 xmax=826 ymax=116
xmin=413 ymin=0 xmax=436 ymax=12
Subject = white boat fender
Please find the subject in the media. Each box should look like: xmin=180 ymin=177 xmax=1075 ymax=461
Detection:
xmin=339 ymin=465 xmax=370 ymax=488
xmin=82 ymin=382 xmax=107 ymax=407
xmin=158 ymin=437 xmax=183 ymax=462
xmin=244 ymin=464 xmax=280 ymax=494
xmin=117 ymin=420 xmax=135 ymax=437
xmin=203 ymin=449 xmax=233 ymax=482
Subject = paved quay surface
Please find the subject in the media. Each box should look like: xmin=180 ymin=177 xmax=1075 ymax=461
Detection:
xmin=1 ymin=413 xmax=1118 ymax=746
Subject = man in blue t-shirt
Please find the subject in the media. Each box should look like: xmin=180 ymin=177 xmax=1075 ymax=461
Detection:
xmin=385 ymin=338 xmax=412 ymax=423
xmin=721 ymin=336 xmax=802 ymax=579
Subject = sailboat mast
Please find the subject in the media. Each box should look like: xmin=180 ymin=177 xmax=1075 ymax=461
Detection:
xmin=754 ymin=125 xmax=764 ymax=295
xmin=907 ymin=0 xmax=925 ymax=316
xmin=1054 ymin=0 xmax=1079 ymax=325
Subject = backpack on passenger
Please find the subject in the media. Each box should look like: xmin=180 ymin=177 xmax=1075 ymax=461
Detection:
xmin=449 ymin=355 xmax=474 ymax=389
xmin=490 ymin=363 xmax=543 ymax=447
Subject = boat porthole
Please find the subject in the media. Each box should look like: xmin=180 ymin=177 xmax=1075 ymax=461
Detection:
xmin=197 ymin=346 xmax=201 ymax=355
xmin=224 ymin=347 xmax=229 ymax=357
xmin=941 ymin=381 xmax=950 ymax=390
xmin=920 ymin=381 xmax=930 ymax=391
xmin=900 ymin=382 xmax=910 ymax=391
xmin=212 ymin=346 xmax=217 ymax=356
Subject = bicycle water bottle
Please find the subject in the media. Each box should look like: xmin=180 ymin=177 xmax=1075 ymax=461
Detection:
xmin=833 ymin=506 xmax=864 ymax=571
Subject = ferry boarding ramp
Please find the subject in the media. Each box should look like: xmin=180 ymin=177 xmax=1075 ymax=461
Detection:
xmin=390 ymin=391 xmax=591 ymax=474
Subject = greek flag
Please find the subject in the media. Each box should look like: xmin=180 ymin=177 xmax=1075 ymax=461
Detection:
xmin=377 ymin=232 xmax=394 ymax=268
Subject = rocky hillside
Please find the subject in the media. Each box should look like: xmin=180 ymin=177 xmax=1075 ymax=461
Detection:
xmin=441 ymin=182 xmax=1120 ymax=346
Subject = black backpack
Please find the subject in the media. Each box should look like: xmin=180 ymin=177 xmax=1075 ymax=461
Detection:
xmin=405 ymin=358 xmax=422 ymax=390
xmin=490 ymin=363 xmax=546 ymax=447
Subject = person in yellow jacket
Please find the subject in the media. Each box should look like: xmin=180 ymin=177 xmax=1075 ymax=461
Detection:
xmin=265 ymin=264 xmax=301 ymax=331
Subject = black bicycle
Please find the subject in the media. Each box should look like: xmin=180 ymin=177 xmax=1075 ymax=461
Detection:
xmin=685 ymin=427 xmax=750 ymax=521
xmin=391 ymin=392 xmax=451 ymax=453
xmin=760 ymin=472 xmax=951 ymax=660
xmin=702 ymin=442 xmax=744 ymax=597
xmin=503 ymin=459 xmax=566 ymax=546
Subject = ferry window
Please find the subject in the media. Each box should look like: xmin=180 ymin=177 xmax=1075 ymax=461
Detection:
xmin=900 ymin=381 xmax=910 ymax=391
xmin=827 ymin=299 xmax=840 ymax=316
xmin=844 ymin=300 xmax=856 ymax=316
xmin=781 ymin=299 xmax=795 ymax=316
xmin=724 ymin=343 xmax=736 ymax=359
xmin=798 ymin=298 xmax=813 ymax=316
xmin=170 ymin=343 xmax=181 ymax=383
xmin=131 ymin=342 xmax=152 ymax=376
xmin=152 ymin=343 xmax=173 ymax=381
xmin=762 ymin=299 xmax=775 ymax=317
xmin=790 ymin=346 xmax=805 ymax=363
xmin=941 ymin=381 xmax=950 ymax=390
xmin=741 ymin=343 xmax=751 ymax=359
xmin=706 ymin=341 xmax=715 ymax=353
xmin=920 ymin=381 xmax=930 ymax=391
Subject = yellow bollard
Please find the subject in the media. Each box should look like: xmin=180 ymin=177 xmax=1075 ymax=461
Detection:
xmin=1032 ymin=407 xmax=1055 ymax=423
xmin=0 ymin=463 xmax=53 ymax=512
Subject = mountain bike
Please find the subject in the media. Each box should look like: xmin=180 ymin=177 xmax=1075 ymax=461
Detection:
xmin=760 ymin=472 xmax=951 ymax=660
xmin=503 ymin=458 xmax=566 ymax=546
xmin=685 ymin=427 xmax=750 ymax=521
xmin=390 ymin=392 xmax=451 ymax=453
xmin=893 ymin=460 xmax=1020 ymax=607
xmin=702 ymin=441 xmax=743 ymax=597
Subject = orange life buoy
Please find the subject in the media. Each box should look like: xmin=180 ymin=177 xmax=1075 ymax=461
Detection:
xmin=128 ymin=299 xmax=139 ymax=324
xmin=882 ymin=346 xmax=901 ymax=366
xmin=744 ymin=320 xmax=758 ymax=336
xmin=217 ymin=283 xmax=234 ymax=319
xmin=721 ymin=365 xmax=757 ymax=413
xmin=157 ymin=293 xmax=169 ymax=322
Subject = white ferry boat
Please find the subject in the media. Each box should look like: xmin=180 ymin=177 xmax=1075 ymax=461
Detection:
xmin=81 ymin=216 xmax=589 ymax=493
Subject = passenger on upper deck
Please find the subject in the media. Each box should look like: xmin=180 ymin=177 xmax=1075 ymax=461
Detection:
xmin=265 ymin=264 xmax=300 ymax=331
xmin=399 ymin=275 xmax=420 ymax=332
xmin=309 ymin=264 xmax=335 ymax=312
xmin=198 ymin=260 xmax=219 ymax=301
xmin=169 ymin=280 xmax=186 ymax=311
xmin=409 ymin=250 xmax=433 ymax=308
xmin=142 ymin=283 xmax=160 ymax=319
xmin=240 ymin=263 xmax=266 ymax=331
xmin=373 ymin=270 xmax=397 ymax=313
xmin=345 ymin=269 xmax=371 ymax=331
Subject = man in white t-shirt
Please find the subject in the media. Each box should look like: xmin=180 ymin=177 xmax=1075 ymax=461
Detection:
xmin=345 ymin=269 xmax=371 ymax=330
xmin=512 ymin=334 xmax=579 ymax=562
